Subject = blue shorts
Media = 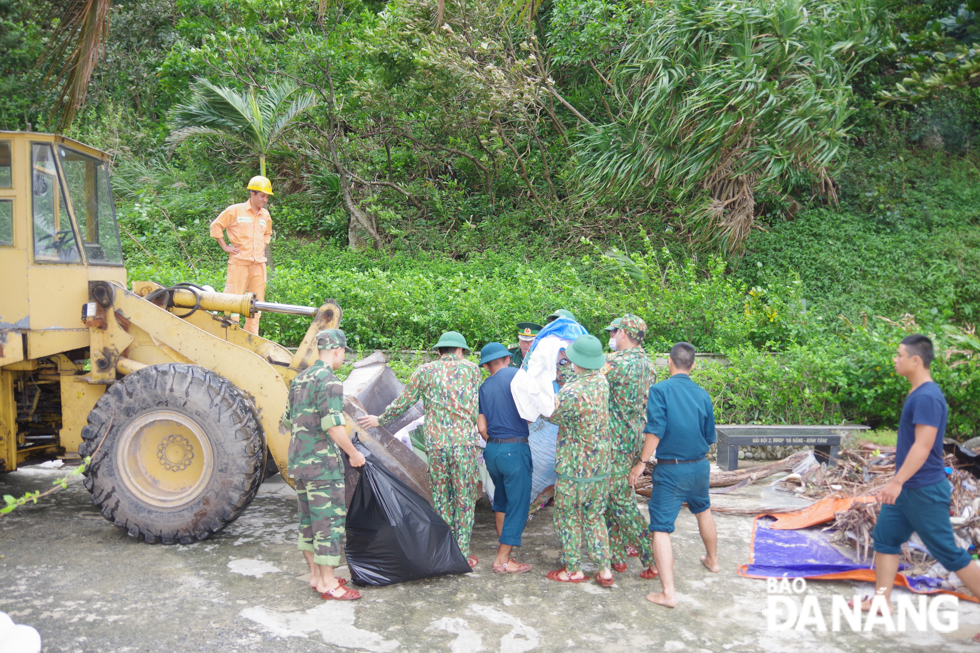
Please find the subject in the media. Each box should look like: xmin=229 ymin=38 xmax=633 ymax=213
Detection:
xmin=872 ymin=479 xmax=971 ymax=572
xmin=648 ymin=458 xmax=711 ymax=534
xmin=483 ymin=442 xmax=532 ymax=546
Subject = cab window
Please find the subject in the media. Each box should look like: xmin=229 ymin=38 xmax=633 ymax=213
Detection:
xmin=0 ymin=141 xmax=11 ymax=188
xmin=58 ymin=146 xmax=124 ymax=265
xmin=0 ymin=200 xmax=12 ymax=245
xmin=32 ymin=143 xmax=80 ymax=262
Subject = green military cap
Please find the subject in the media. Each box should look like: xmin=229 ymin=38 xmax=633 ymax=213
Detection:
xmin=316 ymin=328 xmax=353 ymax=352
xmin=565 ymin=334 xmax=605 ymax=370
xmin=546 ymin=309 xmax=576 ymax=323
xmin=603 ymin=317 xmax=622 ymax=332
xmin=433 ymin=331 xmax=471 ymax=353
xmin=516 ymin=322 xmax=542 ymax=341
xmin=619 ymin=313 xmax=647 ymax=341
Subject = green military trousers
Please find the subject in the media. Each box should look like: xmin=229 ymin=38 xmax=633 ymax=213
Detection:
xmin=296 ymin=478 xmax=346 ymax=566
xmin=554 ymin=476 xmax=611 ymax=574
xmin=605 ymin=472 xmax=656 ymax=567
xmin=428 ymin=445 xmax=479 ymax=557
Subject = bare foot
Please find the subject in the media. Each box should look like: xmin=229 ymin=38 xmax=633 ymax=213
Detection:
xmin=560 ymin=570 xmax=585 ymax=581
xmin=700 ymin=555 xmax=720 ymax=573
xmin=646 ymin=591 xmax=677 ymax=608
xmin=849 ymin=596 xmax=892 ymax=615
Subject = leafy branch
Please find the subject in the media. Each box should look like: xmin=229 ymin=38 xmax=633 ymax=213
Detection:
xmin=1 ymin=458 xmax=91 ymax=515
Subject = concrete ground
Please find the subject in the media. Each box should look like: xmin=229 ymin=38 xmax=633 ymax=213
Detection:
xmin=1 ymin=464 xmax=978 ymax=653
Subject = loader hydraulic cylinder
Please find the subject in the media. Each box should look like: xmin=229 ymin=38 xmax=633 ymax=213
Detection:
xmin=169 ymin=289 xmax=317 ymax=318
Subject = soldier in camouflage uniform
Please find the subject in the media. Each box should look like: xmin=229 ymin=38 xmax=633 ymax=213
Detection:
xmin=357 ymin=331 xmax=482 ymax=568
xmin=282 ymin=329 xmax=365 ymax=601
xmin=603 ymin=314 xmax=659 ymax=578
xmin=547 ymin=334 xmax=615 ymax=586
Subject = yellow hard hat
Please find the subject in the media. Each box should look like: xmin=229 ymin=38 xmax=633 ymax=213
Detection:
xmin=247 ymin=175 xmax=274 ymax=195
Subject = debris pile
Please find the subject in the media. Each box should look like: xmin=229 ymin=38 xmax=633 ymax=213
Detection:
xmin=825 ymin=451 xmax=980 ymax=582
xmin=776 ymin=445 xmax=896 ymax=499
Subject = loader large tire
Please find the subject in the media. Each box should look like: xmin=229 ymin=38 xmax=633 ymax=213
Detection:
xmin=79 ymin=364 xmax=265 ymax=544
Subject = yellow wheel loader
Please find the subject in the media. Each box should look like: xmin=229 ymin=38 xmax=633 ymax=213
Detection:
xmin=0 ymin=131 xmax=426 ymax=544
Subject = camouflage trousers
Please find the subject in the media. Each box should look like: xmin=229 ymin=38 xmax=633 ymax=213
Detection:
xmin=296 ymin=479 xmax=346 ymax=567
xmin=429 ymin=445 xmax=479 ymax=557
xmin=605 ymin=472 xmax=655 ymax=567
xmin=554 ymin=476 xmax=610 ymax=574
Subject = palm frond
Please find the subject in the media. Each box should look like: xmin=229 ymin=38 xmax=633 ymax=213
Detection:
xmin=39 ymin=0 xmax=112 ymax=131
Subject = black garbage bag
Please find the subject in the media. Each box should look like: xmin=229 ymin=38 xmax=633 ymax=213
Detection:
xmin=345 ymin=442 xmax=471 ymax=586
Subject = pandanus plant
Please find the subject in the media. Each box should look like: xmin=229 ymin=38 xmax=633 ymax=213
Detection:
xmin=575 ymin=0 xmax=885 ymax=253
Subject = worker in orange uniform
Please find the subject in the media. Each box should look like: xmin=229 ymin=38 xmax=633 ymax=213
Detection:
xmin=210 ymin=176 xmax=274 ymax=335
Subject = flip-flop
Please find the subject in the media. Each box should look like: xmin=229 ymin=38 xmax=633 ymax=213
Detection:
xmin=492 ymin=560 xmax=532 ymax=574
xmin=640 ymin=567 xmax=659 ymax=579
xmin=594 ymin=572 xmax=615 ymax=587
xmin=468 ymin=555 xmax=479 ymax=569
xmin=612 ymin=562 xmax=627 ymax=573
xmin=321 ymin=584 xmax=362 ymax=601
xmin=546 ymin=568 xmax=588 ymax=583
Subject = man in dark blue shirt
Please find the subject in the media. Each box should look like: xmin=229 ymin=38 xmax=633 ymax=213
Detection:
xmin=862 ymin=334 xmax=980 ymax=613
xmin=629 ymin=342 xmax=719 ymax=608
xmin=477 ymin=342 xmax=533 ymax=574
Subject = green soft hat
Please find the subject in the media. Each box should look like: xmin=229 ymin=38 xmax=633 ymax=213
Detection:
xmin=433 ymin=331 xmax=471 ymax=353
xmin=619 ymin=313 xmax=647 ymax=340
xmin=479 ymin=342 xmax=512 ymax=365
xmin=316 ymin=329 xmax=353 ymax=352
xmin=547 ymin=309 xmax=576 ymax=322
xmin=565 ymin=334 xmax=606 ymax=370
xmin=517 ymin=322 xmax=542 ymax=341
xmin=603 ymin=317 xmax=623 ymax=332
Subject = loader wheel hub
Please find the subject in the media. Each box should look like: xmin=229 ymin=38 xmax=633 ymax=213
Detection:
xmin=116 ymin=411 xmax=213 ymax=508
xmin=159 ymin=434 xmax=195 ymax=470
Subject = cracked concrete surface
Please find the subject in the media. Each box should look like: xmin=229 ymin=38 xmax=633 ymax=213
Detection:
xmin=1 ymin=465 xmax=978 ymax=652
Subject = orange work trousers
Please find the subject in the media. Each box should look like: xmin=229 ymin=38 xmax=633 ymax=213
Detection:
xmin=224 ymin=262 xmax=266 ymax=335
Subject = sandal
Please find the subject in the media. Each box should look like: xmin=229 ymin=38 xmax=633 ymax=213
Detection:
xmin=312 ymin=578 xmax=347 ymax=592
xmin=626 ymin=545 xmax=639 ymax=558
xmin=546 ymin=568 xmax=588 ymax=583
xmin=611 ymin=562 xmax=627 ymax=573
xmin=640 ymin=567 xmax=660 ymax=580
xmin=468 ymin=555 xmax=479 ymax=569
xmin=595 ymin=572 xmax=615 ymax=588
xmin=321 ymin=584 xmax=362 ymax=601
xmin=492 ymin=560 xmax=532 ymax=574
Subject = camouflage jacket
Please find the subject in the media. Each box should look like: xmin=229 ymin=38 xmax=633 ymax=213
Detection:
xmin=379 ymin=354 xmax=480 ymax=450
xmin=282 ymin=360 xmax=347 ymax=481
xmin=605 ymin=346 xmax=656 ymax=472
xmin=551 ymin=369 xmax=611 ymax=479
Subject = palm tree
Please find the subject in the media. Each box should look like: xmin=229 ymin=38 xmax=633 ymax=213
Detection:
xmin=167 ymin=80 xmax=319 ymax=177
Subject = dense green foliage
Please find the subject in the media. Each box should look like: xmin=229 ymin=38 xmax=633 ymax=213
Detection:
xmin=3 ymin=0 xmax=980 ymax=437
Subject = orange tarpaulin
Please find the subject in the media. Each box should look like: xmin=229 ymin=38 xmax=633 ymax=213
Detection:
xmin=769 ymin=495 xmax=877 ymax=530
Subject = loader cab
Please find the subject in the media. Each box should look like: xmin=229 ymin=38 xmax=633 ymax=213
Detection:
xmin=0 ymin=132 xmax=125 ymax=335
xmin=0 ymin=132 xmax=127 ymax=471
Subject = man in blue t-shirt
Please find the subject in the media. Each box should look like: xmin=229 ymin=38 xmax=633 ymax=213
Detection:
xmin=862 ymin=334 xmax=980 ymax=613
xmin=629 ymin=342 xmax=719 ymax=608
xmin=477 ymin=342 xmax=533 ymax=574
